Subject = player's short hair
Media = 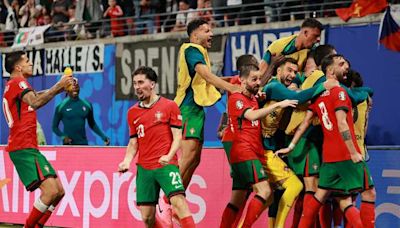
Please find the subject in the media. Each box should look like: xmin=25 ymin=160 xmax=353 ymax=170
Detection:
xmin=187 ymin=19 xmax=208 ymax=37
xmin=5 ymin=51 xmax=25 ymax=74
xmin=237 ymin=54 xmax=258 ymax=72
xmin=313 ymin=44 xmax=336 ymax=66
xmin=301 ymin=18 xmax=323 ymax=31
xmin=132 ymin=66 xmax=158 ymax=83
xmin=345 ymin=69 xmax=363 ymax=88
xmin=321 ymin=54 xmax=344 ymax=74
xmin=273 ymin=57 xmax=298 ymax=75
xmin=239 ymin=64 xmax=259 ymax=78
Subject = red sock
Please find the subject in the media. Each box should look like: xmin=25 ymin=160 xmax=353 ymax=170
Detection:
xmin=299 ymin=195 xmax=322 ymax=228
xmin=25 ymin=207 xmax=46 ymax=228
xmin=291 ymin=192 xmax=304 ymax=228
xmin=35 ymin=205 xmax=55 ymax=228
xmin=344 ymin=205 xmax=363 ymax=228
xmin=319 ymin=201 xmax=332 ymax=228
xmin=232 ymin=201 xmax=246 ymax=228
xmin=242 ymin=195 xmax=266 ymax=228
xmin=180 ymin=216 xmax=195 ymax=228
xmin=153 ymin=218 xmax=164 ymax=228
xmin=360 ymin=201 xmax=375 ymax=228
xmin=332 ymin=200 xmax=343 ymax=226
xmin=35 ymin=210 xmax=51 ymax=228
xmin=220 ymin=203 xmax=239 ymax=228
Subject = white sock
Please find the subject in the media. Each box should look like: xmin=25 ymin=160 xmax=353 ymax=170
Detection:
xmin=34 ymin=198 xmax=49 ymax=213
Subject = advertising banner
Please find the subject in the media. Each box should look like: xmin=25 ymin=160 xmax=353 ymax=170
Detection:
xmin=0 ymin=147 xmax=398 ymax=227
xmin=1 ymin=44 xmax=104 ymax=77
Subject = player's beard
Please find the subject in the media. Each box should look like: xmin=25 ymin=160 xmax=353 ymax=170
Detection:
xmin=246 ymin=84 xmax=259 ymax=95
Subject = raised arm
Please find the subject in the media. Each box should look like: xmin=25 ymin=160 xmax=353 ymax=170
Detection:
xmin=244 ymin=99 xmax=298 ymax=121
xmin=22 ymin=76 xmax=72 ymax=110
xmin=195 ymin=64 xmax=241 ymax=93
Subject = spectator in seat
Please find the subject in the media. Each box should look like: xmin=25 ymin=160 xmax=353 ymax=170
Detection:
xmin=75 ymin=0 xmax=103 ymax=38
xmin=19 ymin=0 xmax=36 ymax=27
xmin=103 ymin=0 xmax=124 ymax=37
xmin=51 ymin=0 xmax=70 ymax=24
xmin=135 ymin=0 xmax=157 ymax=34
xmin=171 ymin=0 xmax=195 ymax=32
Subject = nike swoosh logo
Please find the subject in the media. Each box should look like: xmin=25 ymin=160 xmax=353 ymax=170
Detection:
xmin=134 ymin=118 xmax=140 ymax=124
xmin=66 ymin=108 xmax=72 ymax=111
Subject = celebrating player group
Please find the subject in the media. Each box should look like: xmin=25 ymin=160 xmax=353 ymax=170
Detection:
xmin=3 ymin=17 xmax=375 ymax=228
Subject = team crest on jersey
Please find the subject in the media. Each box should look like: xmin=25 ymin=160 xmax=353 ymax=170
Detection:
xmin=155 ymin=111 xmax=163 ymax=121
xmin=338 ymin=91 xmax=346 ymax=101
xmin=19 ymin=81 xmax=28 ymax=89
xmin=44 ymin=165 xmax=50 ymax=173
xmin=82 ymin=106 xmax=86 ymax=111
xmin=260 ymin=168 xmax=265 ymax=176
xmin=312 ymin=163 xmax=319 ymax=171
xmin=236 ymin=100 xmax=244 ymax=110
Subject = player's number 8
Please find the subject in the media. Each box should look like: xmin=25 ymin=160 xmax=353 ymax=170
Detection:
xmin=318 ymin=102 xmax=333 ymax=131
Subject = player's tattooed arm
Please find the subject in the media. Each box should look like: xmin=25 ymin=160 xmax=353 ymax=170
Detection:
xmin=340 ymin=130 xmax=351 ymax=141
xmin=22 ymin=76 xmax=72 ymax=110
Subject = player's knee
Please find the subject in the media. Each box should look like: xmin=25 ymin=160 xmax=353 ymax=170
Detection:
xmin=141 ymin=215 xmax=155 ymax=226
xmin=362 ymin=188 xmax=376 ymax=202
xmin=255 ymin=182 xmax=272 ymax=199
xmin=57 ymin=187 xmax=65 ymax=200
xmin=170 ymin=194 xmax=188 ymax=210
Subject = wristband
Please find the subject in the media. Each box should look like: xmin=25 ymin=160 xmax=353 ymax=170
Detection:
xmin=288 ymin=142 xmax=296 ymax=150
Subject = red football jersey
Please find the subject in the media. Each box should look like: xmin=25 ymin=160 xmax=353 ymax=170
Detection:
xmin=222 ymin=75 xmax=241 ymax=142
xmin=310 ymin=86 xmax=361 ymax=163
xmin=228 ymin=92 xmax=264 ymax=164
xmin=2 ymin=77 xmax=38 ymax=152
xmin=127 ymin=97 xmax=182 ymax=169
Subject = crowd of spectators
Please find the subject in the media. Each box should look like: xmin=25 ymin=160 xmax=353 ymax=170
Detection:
xmin=0 ymin=0 xmax=394 ymax=46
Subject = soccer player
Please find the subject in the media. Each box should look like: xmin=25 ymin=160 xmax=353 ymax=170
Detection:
xmin=259 ymin=18 xmax=323 ymax=78
xmin=170 ymin=18 xmax=241 ymax=224
xmin=118 ymin=66 xmax=195 ymax=228
xmin=260 ymin=57 xmax=337 ymax=228
xmin=2 ymin=51 xmax=73 ymax=228
xmin=52 ymin=79 xmax=110 ymax=145
xmin=276 ymin=54 xmax=375 ymax=228
xmin=220 ymin=64 xmax=298 ymax=228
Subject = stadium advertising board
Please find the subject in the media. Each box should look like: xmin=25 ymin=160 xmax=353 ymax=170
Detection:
xmin=1 ymin=44 xmax=104 ymax=77
xmin=0 ymin=147 xmax=398 ymax=227
xmin=115 ymin=35 xmax=225 ymax=100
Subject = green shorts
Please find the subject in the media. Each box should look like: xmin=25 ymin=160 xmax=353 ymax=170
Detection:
xmin=180 ymin=105 xmax=205 ymax=141
xmin=318 ymin=160 xmax=374 ymax=196
xmin=231 ymin=159 xmax=267 ymax=190
xmin=222 ymin=141 xmax=233 ymax=177
xmin=287 ymin=137 xmax=321 ymax=177
xmin=136 ymin=164 xmax=185 ymax=206
xmin=9 ymin=148 xmax=57 ymax=192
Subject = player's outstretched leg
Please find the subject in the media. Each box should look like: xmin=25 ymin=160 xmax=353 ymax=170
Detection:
xmin=25 ymin=177 xmax=64 ymax=228
xmin=242 ymin=180 xmax=272 ymax=228
xmin=170 ymin=194 xmax=195 ymax=228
